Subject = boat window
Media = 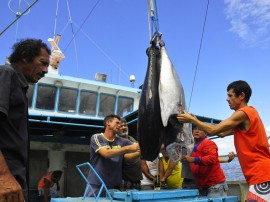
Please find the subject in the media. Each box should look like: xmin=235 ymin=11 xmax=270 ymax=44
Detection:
xmin=36 ymin=85 xmax=57 ymax=110
xmin=58 ymin=88 xmax=78 ymax=113
xmin=98 ymin=94 xmax=116 ymax=117
xmin=79 ymin=91 xmax=97 ymax=115
xmin=117 ymin=97 xmax=133 ymax=117
xmin=27 ymin=83 xmax=34 ymax=108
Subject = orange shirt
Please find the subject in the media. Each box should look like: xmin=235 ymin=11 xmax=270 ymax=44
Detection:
xmin=38 ymin=172 xmax=55 ymax=190
xmin=234 ymin=106 xmax=270 ymax=185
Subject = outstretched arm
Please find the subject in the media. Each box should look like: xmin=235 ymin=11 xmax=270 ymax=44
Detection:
xmin=177 ymin=110 xmax=248 ymax=136
xmin=219 ymin=152 xmax=235 ymax=163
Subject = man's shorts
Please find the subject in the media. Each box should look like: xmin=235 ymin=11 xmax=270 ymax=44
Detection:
xmin=247 ymin=181 xmax=270 ymax=202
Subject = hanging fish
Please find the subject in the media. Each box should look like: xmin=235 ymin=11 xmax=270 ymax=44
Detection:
xmin=158 ymin=41 xmax=193 ymax=163
xmin=138 ymin=38 xmax=193 ymax=162
xmin=138 ymin=40 xmax=165 ymax=161
xmin=159 ymin=40 xmax=186 ymax=127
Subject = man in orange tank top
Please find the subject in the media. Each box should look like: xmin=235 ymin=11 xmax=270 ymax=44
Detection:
xmin=177 ymin=80 xmax=270 ymax=202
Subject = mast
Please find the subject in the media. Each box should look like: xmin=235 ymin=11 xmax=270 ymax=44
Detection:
xmin=146 ymin=0 xmax=162 ymax=44
xmin=146 ymin=0 xmax=155 ymax=41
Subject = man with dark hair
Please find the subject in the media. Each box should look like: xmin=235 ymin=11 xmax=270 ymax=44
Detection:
xmin=86 ymin=114 xmax=140 ymax=197
xmin=182 ymin=126 xmax=227 ymax=197
xmin=0 ymin=38 xmax=50 ymax=202
xmin=119 ymin=119 xmax=142 ymax=190
xmin=177 ymin=80 xmax=270 ymax=201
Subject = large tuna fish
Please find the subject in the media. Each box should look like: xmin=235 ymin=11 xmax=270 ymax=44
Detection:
xmin=158 ymin=41 xmax=192 ymax=146
xmin=159 ymin=42 xmax=186 ymax=126
xmin=158 ymin=41 xmax=194 ymax=179
xmin=137 ymin=42 xmax=164 ymax=161
xmin=138 ymin=39 xmax=193 ymax=163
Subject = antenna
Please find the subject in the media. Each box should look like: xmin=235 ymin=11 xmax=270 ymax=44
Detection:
xmin=1 ymin=0 xmax=39 ymax=37
xmin=130 ymin=75 xmax=135 ymax=88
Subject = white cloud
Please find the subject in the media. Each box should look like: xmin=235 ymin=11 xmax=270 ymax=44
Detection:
xmin=224 ymin=0 xmax=270 ymax=47
xmin=213 ymin=136 xmax=236 ymax=155
xmin=266 ymin=125 xmax=270 ymax=137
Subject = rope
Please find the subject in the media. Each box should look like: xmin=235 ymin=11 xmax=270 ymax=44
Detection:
xmin=187 ymin=0 xmax=210 ymax=111
xmin=7 ymin=0 xmax=31 ymax=41
xmin=146 ymin=0 xmax=160 ymax=40
xmin=65 ymin=0 xmax=79 ymax=76
xmin=8 ymin=0 xmax=30 ymax=15
xmin=59 ymin=20 xmax=70 ymax=36
xmin=72 ymin=21 xmax=131 ymax=81
xmin=49 ymin=0 xmax=103 ymax=78
xmin=1 ymin=0 xmax=39 ymax=36
xmin=15 ymin=0 xmax=22 ymax=41
xmin=63 ymin=0 xmax=102 ymax=53
xmin=152 ymin=0 xmax=159 ymax=33
xmin=53 ymin=0 xmax=60 ymax=38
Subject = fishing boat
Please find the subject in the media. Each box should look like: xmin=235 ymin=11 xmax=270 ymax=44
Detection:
xmin=1 ymin=1 xmax=249 ymax=202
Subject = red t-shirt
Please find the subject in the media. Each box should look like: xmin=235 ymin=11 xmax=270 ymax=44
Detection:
xmin=234 ymin=106 xmax=270 ymax=185
xmin=190 ymin=138 xmax=226 ymax=188
xmin=38 ymin=172 xmax=55 ymax=190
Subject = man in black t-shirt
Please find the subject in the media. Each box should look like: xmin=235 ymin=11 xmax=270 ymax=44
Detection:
xmin=0 ymin=39 xmax=50 ymax=202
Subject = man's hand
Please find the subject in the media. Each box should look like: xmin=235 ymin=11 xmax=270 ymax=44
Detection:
xmin=0 ymin=172 xmax=24 ymax=202
xmin=181 ymin=155 xmax=195 ymax=163
xmin=228 ymin=152 xmax=235 ymax=162
xmin=128 ymin=143 xmax=140 ymax=152
xmin=160 ymin=177 xmax=166 ymax=184
xmin=177 ymin=111 xmax=196 ymax=123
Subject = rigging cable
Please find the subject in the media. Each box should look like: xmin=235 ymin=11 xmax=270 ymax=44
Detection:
xmin=65 ymin=0 xmax=79 ymax=76
xmin=53 ymin=0 xmax=130 ymax=82
xmin=63 ymin=0 xmax=102 ymax=53
xmin=72 ymin=21 xmax=131 ymax=80
xmin=2 ymin=0 xmax=35 ymax=37
xmin=8 ymin=0 xmax=30 ymax=15
xmin=53 ymin=0 xmax=60 ymax=38
xmin=146 ymin=0 xmax=160 ymax=41
xmin=14 ymin=0 xmax=22 ymax=41
xmin=187 ymin=0 xmax=210 ymax=111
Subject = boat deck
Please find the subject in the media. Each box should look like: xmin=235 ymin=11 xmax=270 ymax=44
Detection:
xmin=51 ymin=189 xmax=238 ymax=202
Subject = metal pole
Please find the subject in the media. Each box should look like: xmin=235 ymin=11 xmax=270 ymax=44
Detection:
xmin=146 ymin=0 xmax=155 ymax=41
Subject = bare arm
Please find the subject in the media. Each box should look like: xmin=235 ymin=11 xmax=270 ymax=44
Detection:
xmin=0 ymin=151 xmax=24 ymax=202
xmin=98 ymin=143 xmax=140 ymax=159
xmin=160 ymin=161 xmax=178 ymax=184
xmin=124 ymin=150 xmax=141 ymax=159
xmin=219 ymin=152 xmax=235 ymax=163
xmin=141 ymin=160 xmax=156 ymax=182
xmin=218 ymin=129 xmax=234 ymax=138
xmin=159 ymin=159 xmax=165 ymax=183
xmin=177 ymin=111 xmax=248 ymax=135
xmin=181 ymin=155 xmax=195 ymax=163
xmin=43 ymin=178 xmax=51 ymax=202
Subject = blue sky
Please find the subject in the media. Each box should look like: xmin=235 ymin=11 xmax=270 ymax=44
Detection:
xmin=1 ymin=0 xmax=270 ymax=154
